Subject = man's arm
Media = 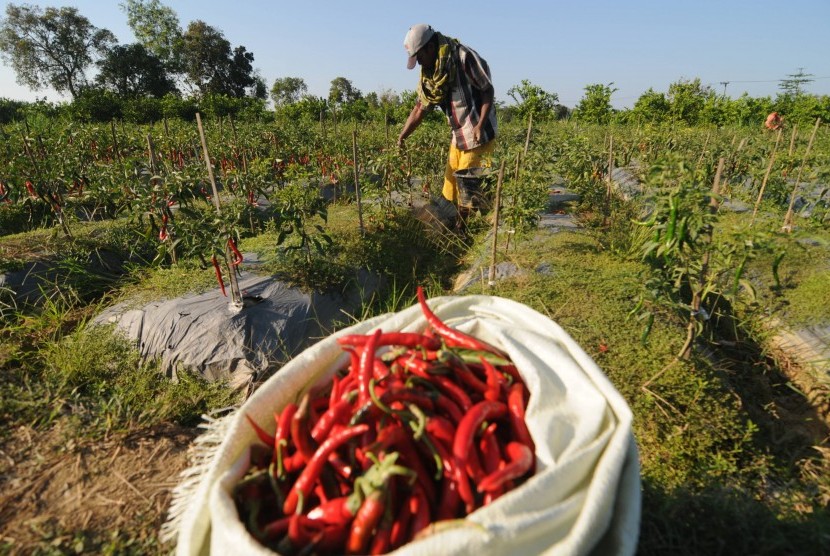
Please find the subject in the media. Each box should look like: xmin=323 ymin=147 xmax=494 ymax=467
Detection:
xmin=398 ymin=100 xmax=427 ymax=148
xmin=473 ymin=85 xmax=494 ymax=144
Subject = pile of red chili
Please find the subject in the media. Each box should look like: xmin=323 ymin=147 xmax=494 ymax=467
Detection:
xmin=234 ymin=287 xmax=535 ymax=555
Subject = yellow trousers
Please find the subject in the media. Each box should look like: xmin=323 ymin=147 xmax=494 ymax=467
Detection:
xmin=442 ymin=139 xmax=496 ymax=203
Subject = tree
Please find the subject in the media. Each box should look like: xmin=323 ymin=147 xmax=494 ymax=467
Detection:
xmin=573 ymin=83 xmax=617 ymax=124
xmin=667 ymin=78 xmax=710 ymax=125
xmin=177 ymin=20 xmax=260 ymax=98
xmin=328 ymin=77 xmax=361 ymax=105
xmin=631 ymin=88 xmax=670 ymax=122
xmin=271 ymin=77 xmax=308 ymax=106
xmin=121 ymin=0 xmax=182 ymax=71
xmin=779 ymin=68 xmax=813 ymax=98
xmin=226 ymin=45 xmax=259 ymax=98
xmin=506 ymin=79 xmax=559 ymax=121
xmin=96 ymin=43 xmax=177 ymax=97
xmin=0 ymin=4 xmax=116 ymax=99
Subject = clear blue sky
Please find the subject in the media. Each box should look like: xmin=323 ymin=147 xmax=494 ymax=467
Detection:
xmin=1 ymin=0 xmax=829 ymax=108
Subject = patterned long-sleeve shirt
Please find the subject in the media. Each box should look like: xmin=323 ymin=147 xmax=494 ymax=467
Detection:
xmin=424 ymin=43 xmax=497 ymax=150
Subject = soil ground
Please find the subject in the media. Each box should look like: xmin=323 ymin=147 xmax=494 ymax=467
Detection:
xmin=0 ymin=422 xmax=198 ymax=554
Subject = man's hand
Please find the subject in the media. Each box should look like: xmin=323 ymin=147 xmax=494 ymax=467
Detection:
xmin=472 ymin=123 xmax=483 ymax=145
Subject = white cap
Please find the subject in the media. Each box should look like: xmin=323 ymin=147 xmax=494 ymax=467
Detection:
xmin=404 ymin=24 xmax=435 ymax=70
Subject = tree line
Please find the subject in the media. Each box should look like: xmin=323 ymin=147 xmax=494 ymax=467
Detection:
xmin=1 ymin=1 xmax=828 ymax=128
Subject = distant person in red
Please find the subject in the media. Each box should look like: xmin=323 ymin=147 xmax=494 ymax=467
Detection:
xmin=765 ymin=112 xmax=783 ymax=131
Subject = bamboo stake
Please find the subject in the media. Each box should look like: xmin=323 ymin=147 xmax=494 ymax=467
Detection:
xmin=523 ymin=113 xmax=533 ymax=158
xmin=488 ymin=160 xmax=506 ymax=287
xmin=504 ymin=151 xmax=521 ymax=253
xmin=788 ymin=124 xmax=798 ymax=156
xmin=605 ymin=135 xmax=614 ymax=225
xmin=110 ymin=120 xmax=122 ymax=164
xmin=385 ymin=112 xmax=390 ymax=144
xmin=196 ymin=113 xmax=222 ymax=213
xmin=196 ymin=112 xmax=242 ymax=307
xmin=146 ymin=133 xmax=158 ymax=175
xmin=694 ymin=131 xmax=711 ymax=173
xmin=21 ymin=134 xmax=71 ymax=239
xmin=680 ymin=157 xmax=724 ymax=360
xmin=782 ymin=117 xmax=821 ymax=232
xmin=407 ymin=152 xmax=413 ymax=207
xmin=750 ymin=128 xmax=782 ymax=226
xmin=352 ymin=129 xmax=364 ymax=235
xmin=147 ymin=134 xmax=178 ymax=263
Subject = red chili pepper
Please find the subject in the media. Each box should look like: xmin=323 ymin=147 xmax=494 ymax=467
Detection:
xmin=260 ymin=516 xmax=291 ymax=541
xmin=416 ymin=286 xmax=507 ymax=357
xmin=346 ymin=488 xmax=386 ymax=555
xmin=228 ymin=237 xmax=244 ymax=266
xmin=436 ymin=475 xmax=462 ymax=521
xmin=337 ymin=332 xmax=441 ymax=351
xmin=358 ymin=329 xmax=382 ymax=407
xmin=453 ymin=400 xmax=507 ymax=463
xmin=373 ymin=358 xmax=391 ymax=381
xmin=477 ymin=441 xmax=534 ymax=493
xmin=481 ymin=356 xmax=504 ymax=402
xmin=432 ymin=374 xmax=473 ymax=412
xmin=507 ymin=382 xmax=535 ymax=451
xmin=306 ymin=495 xmax=355 ymax=525
xmin=311 ymin=398 xmax=353 ymax=442
xmin=479 ymin=422 xmax=502 ymax=476
xmin=442 ymin=353 xmax=489 ymax=394
xmin=464 ymin=441 xmax=486 ymax=482
xmin=389 ymin=489 xmax=413 ymax=549
xmin=245 ymin=413 xmax=275 ymax=448
xmin=369 ymin=506 xmax=394 ymax=555
xmin=211 ymin=256 xmax=226 ymax=296
xmin=25 ymin=180 xmax=36 ymax=198
xmin=273 ymin=402 xmax=298 ymax=469
xmin=290 ymin=392 xmax=317 ymax=464
xmin=433 ymin=392 xmax=464 ymax=424
xmin=453 ymin=455 xmax=476 ymax=513
xmin=407 ymin=484 xmax=431 ymax=538
xmin=283 ymin=423 xmax=369 ymax=515
xmin=372 ymin=424 xmax=437 ymax=506
xmin=158 ymin=225 xmax=169 ymax=241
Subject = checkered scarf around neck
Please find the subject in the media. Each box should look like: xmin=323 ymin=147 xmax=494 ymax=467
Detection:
xmin=417 ymin=32 xmax=459 ymax=106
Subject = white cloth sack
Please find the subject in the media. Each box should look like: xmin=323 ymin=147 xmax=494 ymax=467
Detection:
xmin=164 ymin=294 xmax=641 ymax=555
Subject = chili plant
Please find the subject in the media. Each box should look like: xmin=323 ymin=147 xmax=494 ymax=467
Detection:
xmin=630 ymin=153 xmax=766 ymax=357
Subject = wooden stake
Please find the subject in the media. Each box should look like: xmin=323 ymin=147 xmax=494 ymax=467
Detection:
xmin=488 ymin=160 xmax=506 ymax=287
xmin=750 ymin=128 xmax=782 ymax=226
xmin=782 ymin=118 xmax=821 ymax=232
xmin=353 ymin=129 xmax=364 ymax=235
xmin=197 ymin=112 xmax=242 ymax=307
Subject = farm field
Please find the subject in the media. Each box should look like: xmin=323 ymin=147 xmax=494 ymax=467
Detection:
xmin=1 ymin=111 xmax=829 ymax=555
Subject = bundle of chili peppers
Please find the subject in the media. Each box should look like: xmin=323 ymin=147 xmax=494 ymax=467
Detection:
xmin=235 ymin=287 xmax=536 ymax=555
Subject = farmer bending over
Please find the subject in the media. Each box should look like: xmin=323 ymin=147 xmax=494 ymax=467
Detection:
xmin=397 ymin=24 xmax=497 ymax=209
